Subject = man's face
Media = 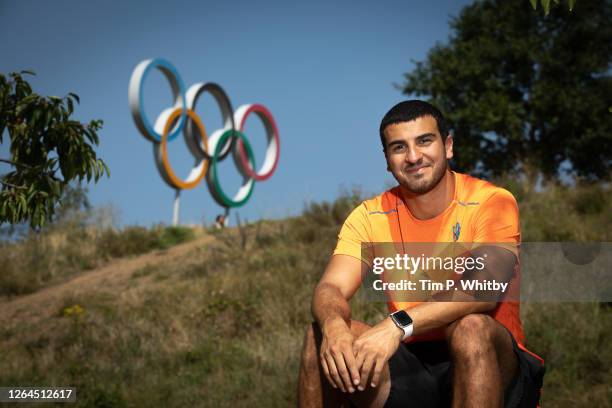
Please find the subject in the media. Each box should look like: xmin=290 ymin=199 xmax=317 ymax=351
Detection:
xmin=383 ymin=115 xmax=453 ymax=194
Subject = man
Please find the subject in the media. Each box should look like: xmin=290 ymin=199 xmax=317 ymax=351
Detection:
xmin=298 ymin=101 xmax=544 ymax=407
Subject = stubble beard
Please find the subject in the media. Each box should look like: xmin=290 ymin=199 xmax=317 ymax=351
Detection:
xmin=395 ymin=160 xmax=448 ymax=195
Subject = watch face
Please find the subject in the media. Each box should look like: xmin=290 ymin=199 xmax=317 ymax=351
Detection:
xmin=393 ymin=310 xmax=413 ymax=327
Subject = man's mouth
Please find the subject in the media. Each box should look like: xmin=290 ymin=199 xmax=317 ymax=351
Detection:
xmin=405 ymin=164 xmax=430 ymax=174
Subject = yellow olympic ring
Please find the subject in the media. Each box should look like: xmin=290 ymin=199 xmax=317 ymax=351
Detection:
xmin=158 ymin=108 xmax=209 ymax=190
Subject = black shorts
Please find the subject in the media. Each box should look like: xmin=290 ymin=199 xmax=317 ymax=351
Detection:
xmin=384 ymin=334 xmax=545 ymax=408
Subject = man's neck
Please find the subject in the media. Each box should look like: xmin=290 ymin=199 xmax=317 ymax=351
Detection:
xmin=400 ymin=170 xmax=455 ymax=220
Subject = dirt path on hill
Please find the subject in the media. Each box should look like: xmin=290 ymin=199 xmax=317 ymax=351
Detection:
xmin=0 ymin=235 xmax=213 ymax=328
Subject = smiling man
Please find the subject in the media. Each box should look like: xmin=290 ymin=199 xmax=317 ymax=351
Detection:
xmin=298 ymin=101 xmax=544 ymax=408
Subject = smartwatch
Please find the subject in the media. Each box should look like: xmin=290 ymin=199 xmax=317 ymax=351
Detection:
xmin=390 ymin=310 xmax=414 ymax=341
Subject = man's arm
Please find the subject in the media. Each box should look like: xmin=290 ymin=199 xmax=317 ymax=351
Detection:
xmin=353 ymin=245 xmax=517 ymax=391
xmin=311 ymin=254 xmax=363 ymax=393
xmin=399 ymin=300 xmax=496 ymax=335
xmin=351 ymin=297 xmax=497 ymax=391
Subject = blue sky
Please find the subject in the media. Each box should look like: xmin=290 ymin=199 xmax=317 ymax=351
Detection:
xmin=0 ymin=0 xmax=472 ymax=227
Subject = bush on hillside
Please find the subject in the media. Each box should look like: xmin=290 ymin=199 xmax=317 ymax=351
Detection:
xmin=0 ymin=223 xmax=196 ymax=296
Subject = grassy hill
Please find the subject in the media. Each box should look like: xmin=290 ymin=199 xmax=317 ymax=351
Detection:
xmin=0 ymin=182 xmax=610 ymax=407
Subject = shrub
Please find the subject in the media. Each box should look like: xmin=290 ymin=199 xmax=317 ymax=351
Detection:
xmin=96 ymin=226 xmax=161 ymax=259
xmin=158 ymin=226 xmax=195 ymax=249
xmin=0 ymin=222 xmax=197 ymax=295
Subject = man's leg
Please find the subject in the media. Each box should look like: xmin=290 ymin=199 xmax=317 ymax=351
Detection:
xmin=298 ymin=320 xmax=391 ymax=408
xmin=445 ymin=314 xmax=518 ymax=408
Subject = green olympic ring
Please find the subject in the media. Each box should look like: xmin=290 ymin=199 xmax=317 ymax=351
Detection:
xmin=207 ymin=129 xmax=256 ymax=208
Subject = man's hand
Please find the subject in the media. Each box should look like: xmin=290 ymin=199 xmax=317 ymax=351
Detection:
xmin=353 ymin=317 xmax=403 ymax=391
xmin=320 ymin=317 xmax=361 ymax=393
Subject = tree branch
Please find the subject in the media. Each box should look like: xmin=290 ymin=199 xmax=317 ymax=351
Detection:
xmin=0 ymin=179 xmax=27 ymax=189
xmin=0 ymin=158 xmax=34 ymax=170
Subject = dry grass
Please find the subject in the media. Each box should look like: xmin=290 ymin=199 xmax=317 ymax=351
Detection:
xmin=0 ymin=182 xmax=610 ymax=407
xmin=0 ymin=218 xmax=199 ymax=297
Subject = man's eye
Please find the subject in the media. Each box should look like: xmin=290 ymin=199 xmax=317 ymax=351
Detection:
xmin=392 ymin=145 xmax=406 ymax=153
xmin=418 ymin=138 xmax=433 ymax=145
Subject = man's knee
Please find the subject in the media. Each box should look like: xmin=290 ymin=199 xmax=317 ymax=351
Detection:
xmin=446 ymin=313 xmax=497 ymax=359
xmin=304 ymin=321 xmax=319 ymax=342
xmin=300 ymin=320 xmax=372 ymax=367
xmin=301 ymin=322 xmax=322 ymax=365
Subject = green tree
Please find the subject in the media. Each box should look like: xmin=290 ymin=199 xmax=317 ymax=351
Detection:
xmin=402 ymin=0 xmax=611 ymax=185
xmin=52 ymin=183 xmax=91 ymax=224
xmin=530 ymin=0 xmax=577 ymax=15
xmin=0 ymin=71 xmax=109 ymax=228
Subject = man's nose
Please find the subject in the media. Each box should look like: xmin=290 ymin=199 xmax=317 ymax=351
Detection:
xmin=404 ymin=146 xmax=423 ymax=164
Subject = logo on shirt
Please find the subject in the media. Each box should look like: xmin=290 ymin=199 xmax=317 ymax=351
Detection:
xmin=452 ymin=222 xmax=461 ymax=241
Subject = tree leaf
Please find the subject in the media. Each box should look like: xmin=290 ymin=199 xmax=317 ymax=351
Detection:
xmin=68 ymin=92 xmax=80 ymax=104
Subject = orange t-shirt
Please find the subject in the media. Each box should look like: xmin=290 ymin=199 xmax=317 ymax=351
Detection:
xmin=333 ymin=171 xmax=530 ymax=350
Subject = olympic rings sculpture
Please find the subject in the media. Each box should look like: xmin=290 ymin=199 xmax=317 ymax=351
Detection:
xmin=128 ymin=58 xmax=280 ymax=208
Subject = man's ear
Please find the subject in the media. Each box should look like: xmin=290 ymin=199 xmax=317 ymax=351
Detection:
xmin=383 ymin=148 xmax=391 ymax=172
xmin=445 ymin=134 xmax=454 ymax=160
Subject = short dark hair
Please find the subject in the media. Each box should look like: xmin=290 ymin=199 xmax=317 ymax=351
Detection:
xmin=379 ymin=100 xmax=449 ymax=151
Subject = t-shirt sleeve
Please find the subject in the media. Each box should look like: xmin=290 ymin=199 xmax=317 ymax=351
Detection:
xmin=332 ymin=202 xmax=372 ymax=262
xmin=473 ymin=189 xmax=520 ymax=255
